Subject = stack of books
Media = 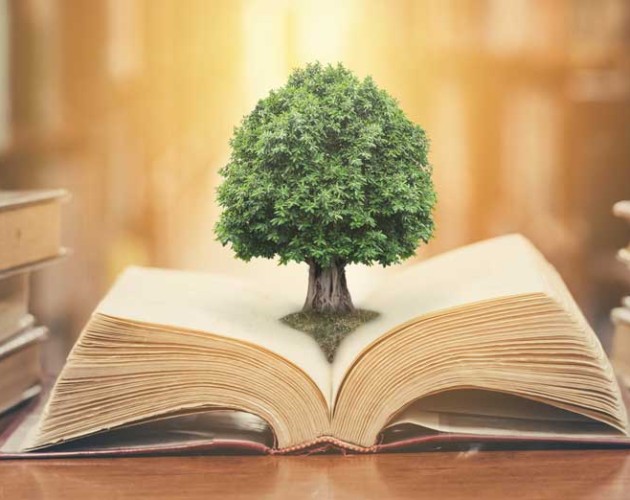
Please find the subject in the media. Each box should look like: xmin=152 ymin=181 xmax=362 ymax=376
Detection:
xmin=0 ymin=190 xmax=67 ymax=418
xmin=612 ymin=201 xmax=630 ymax=388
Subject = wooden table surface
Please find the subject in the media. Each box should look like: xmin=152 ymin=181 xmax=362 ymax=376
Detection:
xmin=1 ymin=450 xmax=630 ymax=499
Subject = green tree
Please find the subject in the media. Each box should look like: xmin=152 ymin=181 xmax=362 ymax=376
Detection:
xmin=216 ymin=63 xmax=436 ymax=314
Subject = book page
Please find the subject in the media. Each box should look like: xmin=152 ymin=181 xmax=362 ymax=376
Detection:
xmin=386 ymin=389 xmax=619 ymax=437
xmin=96 ymin=267 xmax=332 ymax=405
xmin=332 ymin=234 xmax=551 ymax=401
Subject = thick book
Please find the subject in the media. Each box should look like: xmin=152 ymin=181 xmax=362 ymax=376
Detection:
xmin=613 ymin=201 xmax=630 ymax=265
xmin=612 ymin=302 xmax=630 ymax=388
xmin=0 ymin=273 xmax=32 ymax=344
xmin=0 ymin=189 xmax=68 ymax=273
xmin=0 ymin=326 xmax=47 ymax=417
xmin=2 ymin=235 xmax=630 ymax=457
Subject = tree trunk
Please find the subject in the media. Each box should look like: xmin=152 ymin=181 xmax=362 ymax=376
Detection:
xmin=303 ymin=260 xmax=355 ymax=314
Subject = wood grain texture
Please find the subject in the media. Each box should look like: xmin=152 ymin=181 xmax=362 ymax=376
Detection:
xmin=1 ymin=450 xmax=630 ymax=499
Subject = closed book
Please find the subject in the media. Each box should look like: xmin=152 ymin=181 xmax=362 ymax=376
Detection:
xmin=0 ymin=273 xmax=31 ymax=344
xmin=0 ymin=326 xmax=47 ymax=417
xmin=612 ymin=305 xmax=630 ymax=388
xmin=0 ymin=190 xmax=67 ymax=273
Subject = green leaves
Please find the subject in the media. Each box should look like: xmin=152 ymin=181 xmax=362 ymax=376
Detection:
xmin=215 ymin=62 xmax=436 ymax=268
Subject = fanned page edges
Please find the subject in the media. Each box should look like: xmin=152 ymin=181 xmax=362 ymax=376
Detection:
xmin=331 ymin=293 xmax=628 ymax=446
xmin=26 ymin=314 xmax=330 ymax=451
xmin=20 ymin=234 xmax=630 ymax=452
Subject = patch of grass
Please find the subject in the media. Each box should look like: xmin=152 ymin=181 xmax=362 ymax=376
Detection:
xmin=280 ymin=309 xmax=380 ymax=362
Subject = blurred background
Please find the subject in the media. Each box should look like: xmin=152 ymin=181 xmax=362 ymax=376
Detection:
xmin=0 ymin=0 xmax=628 ymax=371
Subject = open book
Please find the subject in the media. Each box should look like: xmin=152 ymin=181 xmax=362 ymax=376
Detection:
xmin=1 ymin=234 xmax=629 ymax=456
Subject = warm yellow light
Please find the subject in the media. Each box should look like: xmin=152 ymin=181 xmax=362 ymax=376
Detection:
xmin=242 ymin=0 xmax=354 ymax=108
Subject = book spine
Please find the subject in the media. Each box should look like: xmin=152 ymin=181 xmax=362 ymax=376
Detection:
xmin=0 ymin=272 xmax=30 ymax=344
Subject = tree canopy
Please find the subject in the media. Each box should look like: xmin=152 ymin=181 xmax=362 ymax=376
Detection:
xmin=215 ymin=62 xmax=436 ymax=271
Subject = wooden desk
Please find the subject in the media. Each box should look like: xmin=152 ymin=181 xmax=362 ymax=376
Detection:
xmin=1 ymin=450 xmax=629 ymax=499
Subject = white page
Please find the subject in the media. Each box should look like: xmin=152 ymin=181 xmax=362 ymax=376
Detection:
xmin=96 ymin=266 xmax=332 ymax=405
xmin=96 ymin=234 xmax=552 ymax=410
xmin=332 ymin=234 xmax=551 ymax=401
